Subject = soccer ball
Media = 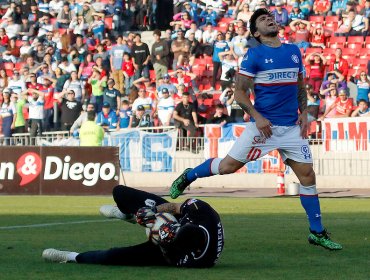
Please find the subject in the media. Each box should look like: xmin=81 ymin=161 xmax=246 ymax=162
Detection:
xmin=146 ymin=212 xmax=178 ymax=245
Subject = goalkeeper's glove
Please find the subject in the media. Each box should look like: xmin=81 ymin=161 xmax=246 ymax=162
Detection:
xmin=136 ymin=206 xmax=157 ymax=228
xmin=158 ymin=222 xmax=180 ymax=244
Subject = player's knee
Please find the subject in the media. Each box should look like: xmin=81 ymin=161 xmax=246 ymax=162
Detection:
xmin=298 ymin=167 xmax=316 ymax=185
xmin=218 ymin=160 xmax=240 ymax=175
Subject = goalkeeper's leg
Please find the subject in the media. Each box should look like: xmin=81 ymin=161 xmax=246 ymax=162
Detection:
xmin=113 ymin=185 xmax=168 ymax=215
xmin=76 ymin=241 xmax=169 ymax=266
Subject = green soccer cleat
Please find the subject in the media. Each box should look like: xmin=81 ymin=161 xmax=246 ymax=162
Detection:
xmin=308 ymin=229 xmax=343 ymax=250
xmin=169 ymin=168 xmax=192 ymax=199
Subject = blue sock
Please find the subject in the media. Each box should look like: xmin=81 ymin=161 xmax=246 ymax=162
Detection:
xmin=300 ymin=194 xmax=324 ymax=233
xmin=186 ymin=158 xmax=214 ymax=182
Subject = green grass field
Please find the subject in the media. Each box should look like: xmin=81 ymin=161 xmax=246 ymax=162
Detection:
xmin=1 ymin=196 xmax=369 ymax=280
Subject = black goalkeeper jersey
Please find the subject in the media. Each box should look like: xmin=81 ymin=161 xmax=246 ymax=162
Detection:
xmin=163 ymin=199 xmax=224 ymax=268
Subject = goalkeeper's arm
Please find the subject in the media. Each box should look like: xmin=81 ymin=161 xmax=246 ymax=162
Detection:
xmin=156 ymin=203 xmax=182 ymax=215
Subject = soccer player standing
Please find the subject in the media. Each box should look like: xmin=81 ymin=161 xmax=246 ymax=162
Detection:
xmin=170 ymin=8 xmax=342 ymax=251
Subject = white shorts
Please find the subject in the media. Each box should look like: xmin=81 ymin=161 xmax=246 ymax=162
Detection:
xmin=228 ymin=122 xmax=313 ymax=164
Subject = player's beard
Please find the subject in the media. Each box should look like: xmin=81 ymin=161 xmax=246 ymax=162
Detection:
xmin=266 ymin=30 xmax=279 ymax=37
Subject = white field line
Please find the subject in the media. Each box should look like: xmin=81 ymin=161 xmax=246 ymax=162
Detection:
xmin=0 ymin=219 xmax=117 ymax=230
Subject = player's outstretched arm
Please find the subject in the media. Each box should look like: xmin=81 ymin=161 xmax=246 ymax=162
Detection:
xmin=297 ymin=73 xmax=308 ymax=138
xmin=235 ymin=74 xmax=272 ymax=138
xmin=156 ymin=203 xmax=182 ymax=215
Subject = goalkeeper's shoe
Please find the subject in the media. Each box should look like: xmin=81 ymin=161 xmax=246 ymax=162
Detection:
xmin=169 ymin=168 xmax=192 ymax=199
xmin=308 ymin=229 xmax=343 ymax=250
xmin=42 ymin=249 xmax=71 ymax=263
xmin=99 ymin=205 xmax=136 ymax=224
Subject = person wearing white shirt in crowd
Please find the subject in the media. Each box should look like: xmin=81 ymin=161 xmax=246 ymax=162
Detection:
xmin=24 ymin=89 xmax=45 ymax=139
xmin=63 ymin=71 xmax=85 ymax=102
xmin=49 ymin=0 xmax=65 ymax=17
xmin=0 ymin=17 xmax=20 ymax=39
xmin=37 ymin=15 xmax=54 ymax=38
xmin=7 ymin=69 xmax=26 ymax=95
xmin=202 ymin=23 xmax=218 ymax=45
xmin=58 ymin=56 xmax=77 ymax=74
xmin=218 ymin=51 xmax=238 ymax=90
xmin=351 ymin=99 xmax=370 ymax=117
xmin=156 ymin=88 xmax=175 ymax=126
xmin=132 ymin=87 xmax=153 ymax=115
xmin=230 ymin=26 xmax=248 ymax=66
xmin=185 ymin=22 xmax=203 ymax=42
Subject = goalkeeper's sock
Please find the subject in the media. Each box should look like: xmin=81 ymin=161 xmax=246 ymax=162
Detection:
xmin=67 ymin=252 xmax=79 ymax=262
xmin=186 ymin=158 xmax=221 ymax=182
xmin=299 ymin=184 xmax=324 ymax=233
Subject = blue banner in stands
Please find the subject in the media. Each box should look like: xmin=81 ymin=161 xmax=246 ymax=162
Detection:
xmin=109 ymin=129 xmax=178 ymax=172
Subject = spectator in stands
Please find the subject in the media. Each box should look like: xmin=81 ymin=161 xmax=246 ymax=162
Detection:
xmin=171 ymin=67 xmax=196 ymax=93
xmin=70 ymin=102 xmax=96 ymax=136
xmin=219 ymin=83 xmax=245 ymax=122
xmin=206 ymin=104 xmax=230 ymax=125
xmin=236 ymin=3 xmax=253 ymax=22
xmin=131 ymin=87 xmax=153 ymax=114
xmin=80 ymin=2 xmax=96 ymax=24
xmin=351 ymin=99 xmax=370 ymax=117
xmin=58 ymin=56 xmax=77 ymax=74
xmin=157 ymin=73 xmax=178 ymax=96
xmin=277 ymin=25 xmax=289 ymax=43
xmin=171 ymin=11 xmax=193 ymax=30
xmin=199 ymin=6 xmax=218 ymax=27
xmin=132 ymin=34 xmax=150 ymax=81
xmin=88 ymin=68 xmax=106 ymax=112
xmin=131 ymin=104 xmax=152 ymax=128
xmin=122 ymin=53 xmax=135 ymax=95
xmin=330 ymin=0 xmax=348 ymax=16
xmin=19 ymin=15 xmax=35 ymax=39
xmin=7 ymin=69 xmax=26 ymax=95
xmin=313 ymin=0 xmax=331 ymax=15
xmin=0 ymin=89 xmax=16 ymax=143
xmin=335 ymin=9 xmax=368 ymax=36
xmin=321 ymin=70 xmax=346 ymax=93
xmin=320 ymin=89 xmax=353 ymax=119
xmin=328 ymin=48 xmax=349 ymax=79
xmin=271 ymin=2 xmax=289 ymax=26
xmin=173 ymin=91 xmax=199 ymax=138
xmin=117 ymin=100 xmax=133 ymax=129
xmin=211 ymin=32 xmax=229 ymax=91
xmin=79 ymin=110 xmax=104 ymax=146
xmin=360 ymin=0 xmax=370 ymax=18
xmin=151 ymin=29 xmax=170 ymax=82
xmin=12 ymin=91 xmax=27 ymax=134
xmin=185 ymin=22 xmax=202 ymax=42
xmin=202 ymin=23 xmax=218 ymax=47
xmin=218 ymin=51 xmax=238 ymax=91
xmin=0 ymin=28 xmax=9 ymax=51
xmin=187 ymin=31 xmax=202 ymax=59
xmin=230 ymin=26 xmax=248 ymax=65
xmin=55 ymin=89 xmax=82 ymax=131
xmin=63 ymin=71 xmax=85 ymax=102
xmin=25 ymin=88 xmax=45 ymax=139
xmin=156 ymin=88 xmax=175 ymax=126
xmin=289 ymin=19 xmax=311 ymax=50
xmin=3 ymin=38 xmax=20 ymax=63
xmin=183 ymin=1 xmax=199 ymax=25
xmin=289 ymin=2 xmax=305 ymax=21
xmin=103 ymin=78 xmax=121 ymax=113
xmin=171 ymin=29 xmax=190 ymax=71
xmin=68 ymin=14 xmax=88 ymax=36
xmin=306 ymin=84 xmax=321 ymax=123
xmin=0 ymin=69 xmax=9 ymax=92
xmin=57 ymin=1 xmax=76 ymax=29
xmin=350 ymin=70 xmax=370 ymax=104
xmin=37 ymin=78 xmax=55 ymax=132
xmin=97 ymin=101 xmax=118 ymax=130
xmin=1 ymin=17 xmax=20 ymax=40
xmin=48 ymin=67 xmax=70 ymax=94
xmin=310 ymin=24 xmax=326 ymax=48
xmin=305 ymin=52 xmax=327 ymax=94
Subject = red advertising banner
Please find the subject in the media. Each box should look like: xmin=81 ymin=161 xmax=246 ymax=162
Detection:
xmin=0 ymin=147 xmax=120 ymax=195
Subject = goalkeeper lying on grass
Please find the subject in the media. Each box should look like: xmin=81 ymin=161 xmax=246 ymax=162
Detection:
xmin=42 ymin=185 xmax=224 ymax=268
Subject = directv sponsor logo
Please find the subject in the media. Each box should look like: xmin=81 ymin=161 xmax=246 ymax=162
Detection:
xmin=267 ymin=71 xmax=298 ymax=81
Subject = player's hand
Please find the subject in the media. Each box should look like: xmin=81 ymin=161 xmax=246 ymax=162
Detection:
xmin=255 ymin=116 xmax=273 ymax=138
xmin=158 ymin=222 xmax=180 ymax=244
xmin=136 ymin=206 xmax=157 ymax=228
xmin=297 ymin=111 xmax=308 ymax=139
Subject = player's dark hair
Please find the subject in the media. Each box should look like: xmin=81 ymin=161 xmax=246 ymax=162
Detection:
xmin=87 ymin=110 xmax=96 ymax=121
xmin=358 ymin=99 xmax=368 ymax=105
xmin=249 ymin=8 xmax=272 ymax=42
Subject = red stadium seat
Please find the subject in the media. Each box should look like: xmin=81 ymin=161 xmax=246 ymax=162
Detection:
xmin=347 ymin=42 xmax=362 ymax=50
xmin=309 ymin=15 xmax=324 ymax=23
xmin=341 ymin=48 xmax=358 ymax=58
xmin=323 ymin=48 xmax=336 ymax=57
xmin=347 ymin=68 xmax=364 ymax=80
xmin=15 ymin=62 xmax=25 ymax=70
xmin=351 ymin=58 xmax=368 ymax=68
xmin=58 ymin=28 xmax=67 ymax=35
xmin=5 ymin=69 xmax=13 ymax=77
xmin=325 ymin=15 xmax=340 ymax=22
xmin=305 ymin=48 xmax=323 ymax=56
xmin=328 ymin=36 xmax=346 ymax=48
xmin=347 ymin=36 xmax=365 ymax=45
xmin=358 ymin=48 xmax=370 ymax=58
xmin=364 ymin=37 xmax=370 ymax=49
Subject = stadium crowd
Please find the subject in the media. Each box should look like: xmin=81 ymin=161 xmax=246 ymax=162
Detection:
xmin=0 ymin=0 xmax=370 ymax=144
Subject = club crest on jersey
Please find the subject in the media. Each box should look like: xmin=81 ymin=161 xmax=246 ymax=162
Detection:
xmin=301 ymin=145 xmax=311 ymax=159
xmin=291 ymin=54 xmax=299 ymax=63
xmin=265 ymin=58 xmax=273 ymax=63
xmin=243 ymin=55 xmax=248 ymax=62
xmin=252 ymin=135 xmax=266 ymax=145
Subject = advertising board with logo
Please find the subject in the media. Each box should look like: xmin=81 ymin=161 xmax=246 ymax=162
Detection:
xmin=0 ymin=147 xmax=119 ymax=195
